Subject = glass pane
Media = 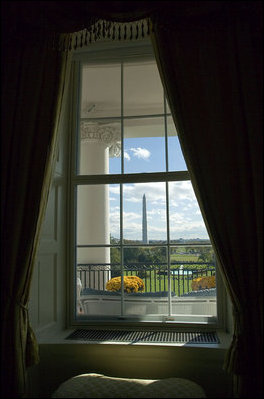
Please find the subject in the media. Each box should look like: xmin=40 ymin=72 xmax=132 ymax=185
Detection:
xmin=78 ymin=119 xmax=121 ymax=175
xmin=123 ymin=61 xmax=164 ymax=116
xmin=169 ymin=181 xmax=210 ymax=243
xmin=76 ymin=248 xmax=121 ymax=317
xmin=123 ymin=182 xmax=167 ymax=242
xmin=169 ymin=245 xmax=217 ymax=318
xmin=123 ymin=246 xmax=169 ymax=317
xmin=167 ymin=116 xmax=187 ymax=171
xmin=77 ymin=184 xmax=120 ymax=246
xmin=80 ymin=63 xmax=121 ymax=118
xmin=124 ymin=117 xmax=165 ymax=173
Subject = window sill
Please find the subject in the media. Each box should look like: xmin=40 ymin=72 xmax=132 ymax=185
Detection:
xmin=36 ymin=327 xmax=232 ymax=350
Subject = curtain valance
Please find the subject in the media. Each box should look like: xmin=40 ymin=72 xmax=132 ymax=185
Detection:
xmin=57 ymin=18 xmax=152 ymax=52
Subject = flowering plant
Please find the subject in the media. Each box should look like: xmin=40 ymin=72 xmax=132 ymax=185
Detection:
xmin=106 ymin=275 xmax=145 ymax=293
xmin=191 ymin=275 xmax=216 ymax=291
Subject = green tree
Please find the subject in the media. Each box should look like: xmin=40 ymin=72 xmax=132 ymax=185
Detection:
xmin=198 ymin=248 xmax=214 ymax=263
xmin=110 ymin=246 xmax=121 ymax=278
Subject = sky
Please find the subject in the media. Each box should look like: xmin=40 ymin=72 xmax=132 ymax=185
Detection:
xmin=108 ymin=136 xmax=210 ymax=242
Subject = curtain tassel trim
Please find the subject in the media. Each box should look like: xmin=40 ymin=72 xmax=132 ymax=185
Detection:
xmin=54 ymin=18 xmax=153 ymax=52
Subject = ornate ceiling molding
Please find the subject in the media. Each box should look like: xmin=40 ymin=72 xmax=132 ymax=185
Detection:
xmin=80 ymin=122 xmax=121 ymax=157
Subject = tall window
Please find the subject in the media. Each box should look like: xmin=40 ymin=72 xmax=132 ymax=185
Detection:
xmin=69 ymin=40 xmax=218 ymax=326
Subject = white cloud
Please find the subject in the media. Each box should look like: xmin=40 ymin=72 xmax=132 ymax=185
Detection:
xmin=169 ymin=212 xmax=209 ymax=240
xmin=130 ymin=147 xmax=151 ymax=160
xmin=124 ymin=151 xmax=131 ymax=161
xmin=169 ymin=181 xmax=196 ymax=202
xmin=147 ymin=208 xmax=166 ymax=221
xmin=109 ymin=186 xmax=120 ymax=195
xmin=123 ymin=211 xmax=142 ymax=222
xmin=123 ymin=182 xmax=166 ymax=205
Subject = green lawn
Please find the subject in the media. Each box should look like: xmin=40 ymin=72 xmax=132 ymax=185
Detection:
xmin=122 ymin=253 xmax=215 ymax=295
xmin=142 ymin=270 xmax=194 ymax=295
xmin=170 ymin=253 xmax=199 ymax=262
xmin=124 ymin=266 xmax=214 ymax=296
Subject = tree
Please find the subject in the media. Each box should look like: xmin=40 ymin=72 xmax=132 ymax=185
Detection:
xmin=198 ymin=248 xmax=214 ymax=263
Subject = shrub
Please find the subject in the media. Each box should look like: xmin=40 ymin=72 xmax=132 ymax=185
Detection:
xmin=191 ymin=275 xmax=216 ymax=291
xmin=106 ymin=275 xmax=145 ymax=293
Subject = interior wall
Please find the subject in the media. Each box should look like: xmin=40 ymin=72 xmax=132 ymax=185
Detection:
xmin=28 ymin=90 xmax=69 ymax=335
xmin=27 ymin=75 xmax=71 ymax=397
xmin=30 ymin=343 xmax=232 ymax=398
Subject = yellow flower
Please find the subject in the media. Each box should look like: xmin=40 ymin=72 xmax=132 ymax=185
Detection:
xmin=106 ymin=275 xmax=145 ymax=293
xmin=191 ymin=275 xmax=216 ymax=291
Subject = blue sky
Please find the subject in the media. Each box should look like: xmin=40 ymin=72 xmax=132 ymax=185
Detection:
xmin=108 ymin=136 xmax=210 ymax=241
xmin=109 ymin=136 xmax=187 ymax=174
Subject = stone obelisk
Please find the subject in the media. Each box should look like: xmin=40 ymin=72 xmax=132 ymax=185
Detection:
xmin=142 ymin=194 xmax=148 ymax=244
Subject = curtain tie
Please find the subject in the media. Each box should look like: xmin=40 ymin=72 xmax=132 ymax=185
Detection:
xmin=17 ymin=301 xmax=28 ymax=311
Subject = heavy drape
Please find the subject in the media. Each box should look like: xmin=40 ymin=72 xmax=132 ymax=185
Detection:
xmin=1 ymin=1 xmax=262 ymax=398
xmin=151 ymin=3 xmax=262 ymax=398
xmin=0 ymin=9 xmax=70 ymax=399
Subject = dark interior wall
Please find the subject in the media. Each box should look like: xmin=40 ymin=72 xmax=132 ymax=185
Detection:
xmin=28 ymin=343 xmax=232 ymax=398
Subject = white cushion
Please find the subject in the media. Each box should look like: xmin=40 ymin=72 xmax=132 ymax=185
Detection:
xmin=52 ymin=373 xmax=206 ymax=398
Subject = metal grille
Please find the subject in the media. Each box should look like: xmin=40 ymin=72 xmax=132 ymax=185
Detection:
xmin=66 ymin=329 xmax=219 ymax=344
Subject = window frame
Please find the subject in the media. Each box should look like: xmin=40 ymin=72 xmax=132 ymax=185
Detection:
xmin=67 ymin=38 xmax=226 ymax=331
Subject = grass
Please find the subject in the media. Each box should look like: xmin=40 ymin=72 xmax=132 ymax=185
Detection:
xmin=170 ymin=253 xmax=200 ymax=262
xmin=111 ymin=252 xmax=215 ymax=295
xmin=142 ymin=270 xmax=195 ymax=295
xmin=126 ymin=267 xmax=214 ymax=296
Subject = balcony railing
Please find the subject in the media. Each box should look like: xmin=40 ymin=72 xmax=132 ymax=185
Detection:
xmin=77 ymin=261 xmax=216 ymax=297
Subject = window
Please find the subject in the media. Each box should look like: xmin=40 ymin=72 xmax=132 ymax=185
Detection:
xmin=69 ymin=38 xmax=220 ymax=327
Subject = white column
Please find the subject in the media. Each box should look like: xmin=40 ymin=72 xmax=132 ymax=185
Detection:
xmin=77 ymin=122 xmax=120 ymax=291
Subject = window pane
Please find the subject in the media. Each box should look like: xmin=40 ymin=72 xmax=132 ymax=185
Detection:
xmin=76 ymin=248 xmax=121 ymax=317
xmin=124 ymin=117 xmax=166 ymax=173
xmin=78 ymin=120 xmax=121 ymax=175
xmin=123 ymin=182 xmax=167 ymax=242
xmin=123 ymin=246 xmax=169 ymax=318
xmin=77 ymin=184 xmax=120 ymax=246
xmin=123 ymin=61 xmax=164 ymax=116
xmin=80 ymin=64 xmax=121 ymax=118
xmin=167 ymin=116 xmax=187 ymax=171
xmin=170 ymin=245 xmax=217 ymax=318
xmin=169 ymin=181 xmax=210 ymax=243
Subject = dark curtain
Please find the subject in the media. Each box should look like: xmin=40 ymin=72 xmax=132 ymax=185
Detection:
xmin=1 ymin=3 xmax=71 ymax=397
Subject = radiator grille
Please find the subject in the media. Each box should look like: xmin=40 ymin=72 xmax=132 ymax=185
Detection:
xmin=66 ymin=329 xmax=219 ymax=344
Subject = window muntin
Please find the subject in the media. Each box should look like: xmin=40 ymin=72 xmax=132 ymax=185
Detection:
xmin=72 ymin=49 xmax=218 ymax=325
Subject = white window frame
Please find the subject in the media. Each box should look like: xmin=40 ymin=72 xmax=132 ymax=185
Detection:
xmin=66 ymin=38 xmax=227 ymax=331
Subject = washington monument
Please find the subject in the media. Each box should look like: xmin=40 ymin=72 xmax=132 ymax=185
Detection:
xmin=142 ymin=194 xmax=148 ymax=244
